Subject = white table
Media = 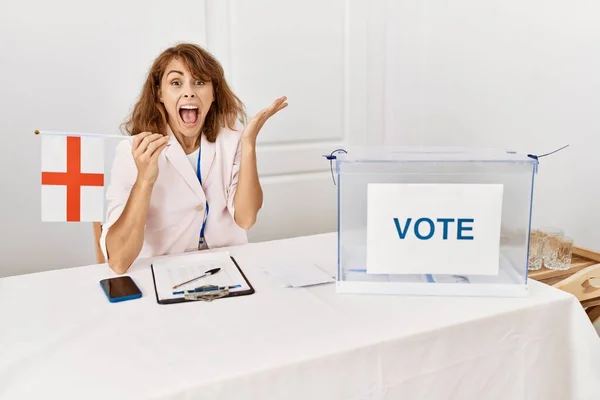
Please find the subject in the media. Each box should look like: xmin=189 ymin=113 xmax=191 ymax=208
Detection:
xmin=1 ymin=233 xmax=599 ymax=400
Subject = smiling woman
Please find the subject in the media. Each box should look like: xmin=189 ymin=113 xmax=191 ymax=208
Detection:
xmin=99 ymin=43 xmax=288 ymax=274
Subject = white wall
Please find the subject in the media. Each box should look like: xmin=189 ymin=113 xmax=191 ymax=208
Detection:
xmin=378 ymin=0 xmax=600 ymax=249
xmin=1 ymin=0 xmax=599 ymax=277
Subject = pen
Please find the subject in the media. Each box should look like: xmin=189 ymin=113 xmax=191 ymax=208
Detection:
xmin=173 ymin=284 xmax=241 ymax=295
xmin=172 ymin=267 xmax=221 ymax=289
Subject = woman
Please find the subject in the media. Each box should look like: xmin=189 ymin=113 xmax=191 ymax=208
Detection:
xmin=99 ymin=43 xmax=287 ymax=274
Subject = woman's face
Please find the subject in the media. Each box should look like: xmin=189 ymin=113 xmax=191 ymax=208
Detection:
xmin=159 ymin=58 xmax=214 ymax=140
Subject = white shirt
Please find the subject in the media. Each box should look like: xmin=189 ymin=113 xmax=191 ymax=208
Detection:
xmin=186 ymin=148 xmax=200 ymax=175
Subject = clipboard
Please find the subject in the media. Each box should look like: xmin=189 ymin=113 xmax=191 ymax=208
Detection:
xmin=150 ymin=255 xmax=255 ymax=305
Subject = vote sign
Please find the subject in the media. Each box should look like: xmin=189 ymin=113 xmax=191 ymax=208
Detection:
xmin=366 ymin=183 xmax=504 ymax=276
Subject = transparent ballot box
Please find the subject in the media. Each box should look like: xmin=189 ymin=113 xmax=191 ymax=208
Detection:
xmin=334 ymin=147 xmax=538 ymax=297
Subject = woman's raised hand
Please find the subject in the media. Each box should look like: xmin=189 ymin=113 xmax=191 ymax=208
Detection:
xmin=241 ymin=96 xmax=288 ymax=144
xmin=132 ymin=132 xmax=169 ymax=185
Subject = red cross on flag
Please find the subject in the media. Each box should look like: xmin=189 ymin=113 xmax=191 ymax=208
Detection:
xmin=41 ymin=135 xmax=105 ymax=222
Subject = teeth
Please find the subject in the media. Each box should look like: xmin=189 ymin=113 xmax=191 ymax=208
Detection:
xmin=180 ymin=105 xmax=198 ymax=110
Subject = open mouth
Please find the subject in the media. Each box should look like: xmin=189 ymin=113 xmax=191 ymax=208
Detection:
xmin=179 ymin=105 xmax=199 ymax=127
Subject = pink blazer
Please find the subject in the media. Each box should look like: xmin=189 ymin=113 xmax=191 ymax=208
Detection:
xmin=99 ymin=125 xmax=248 ymax=261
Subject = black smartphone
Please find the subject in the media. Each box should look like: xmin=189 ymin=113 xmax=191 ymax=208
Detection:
xmin=99 ymin=276 xmax=142 ymax=303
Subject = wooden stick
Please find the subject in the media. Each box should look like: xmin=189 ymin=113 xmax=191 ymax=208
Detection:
xmin=35 ymin=129 xmax=131 ymax=140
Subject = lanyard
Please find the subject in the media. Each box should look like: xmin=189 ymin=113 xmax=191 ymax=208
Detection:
xmin=197 ymin=148 xmax=209 ymax=243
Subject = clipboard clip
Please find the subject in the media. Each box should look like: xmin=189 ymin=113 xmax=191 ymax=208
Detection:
xmin=183 ymin=285 xmax=230 ymax=302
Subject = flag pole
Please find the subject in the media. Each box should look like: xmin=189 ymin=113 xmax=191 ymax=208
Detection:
xmin=35 ymin=130 xmax=131 ymax=140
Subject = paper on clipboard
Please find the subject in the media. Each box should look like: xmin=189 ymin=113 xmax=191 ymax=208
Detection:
xmin=152 ymin=251 xmax=251 ymax=302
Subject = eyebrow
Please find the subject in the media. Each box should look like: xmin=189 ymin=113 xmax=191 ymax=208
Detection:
xmin=166 ymin=70 xmax=184 ymax=77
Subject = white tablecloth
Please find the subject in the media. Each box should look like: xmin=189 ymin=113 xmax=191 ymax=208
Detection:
xmin=1 ymin=233 xmax=599 ymax=399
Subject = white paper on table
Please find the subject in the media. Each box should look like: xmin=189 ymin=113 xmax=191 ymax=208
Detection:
xmin=264 ymin=262 xmax=335 ymax=288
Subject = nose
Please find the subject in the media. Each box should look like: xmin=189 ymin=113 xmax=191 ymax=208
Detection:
xmin=184 ymin=93 xmax=195 ymax=98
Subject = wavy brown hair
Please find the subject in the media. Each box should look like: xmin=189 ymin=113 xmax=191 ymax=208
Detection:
xmin=122 ymin=43 xmax=246 ymax=142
